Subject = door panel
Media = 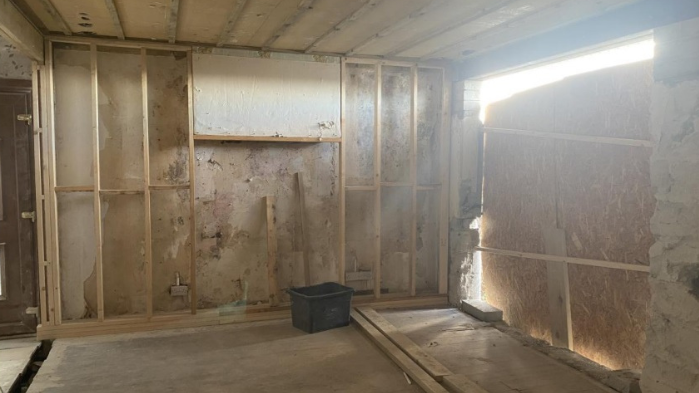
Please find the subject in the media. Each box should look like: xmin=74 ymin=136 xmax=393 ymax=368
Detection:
xmin=0 ymin=79 xmax=36 ymax=335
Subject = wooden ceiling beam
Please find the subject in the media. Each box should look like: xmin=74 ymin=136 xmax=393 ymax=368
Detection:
xmin=263 ymin=0 xmax=316 ymax=50
xmin=0 ymin=0 xmax=43 ymax=61
xmin=167 ymin=0 xmax=180 ymax=44
xmin=304 ymin=0 xmax=381 ymax=54
xmin=345 ymin=0 xmax=449 ymax=56
xmin=216 ymin=0 xmax=249 ymax=47
xmin=103 ymin=0 xmax=125 ymax=39
xmin=420 ymin=1 xmax=566 ymax=60
xmin=37 ymin=0 xmax=71 ymax=35
xmin=384 ymin=0 xmax=516 ymax=58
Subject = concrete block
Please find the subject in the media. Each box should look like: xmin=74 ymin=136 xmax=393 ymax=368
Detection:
xmin=461 ymin=299 xmax=503 ymax=322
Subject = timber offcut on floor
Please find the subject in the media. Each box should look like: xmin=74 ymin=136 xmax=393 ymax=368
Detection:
xmin=28 ymin=307 xmax=614 ymax=393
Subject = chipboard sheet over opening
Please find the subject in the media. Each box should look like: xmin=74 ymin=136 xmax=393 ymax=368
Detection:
xmin=193 ymin=51 xmax=341 ymax=138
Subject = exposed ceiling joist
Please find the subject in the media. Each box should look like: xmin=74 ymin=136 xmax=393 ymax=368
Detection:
xmin=303 ymin=0 xmax=381 ymax=53
xmin=345 ymin=0 xmax=449 ymax=56
xmin=384 ymin=0 xmax=517 ymax=57
xmin=262 ymin=0 xmax=316 ymax=50
xmin=216 ymin=0 xmax=249 ymax=47
xmin=458 ymin=0 xmax=699 ymax=80
xmin=104 ymin=0 xmax=125 ymax=39
xmin=167 ymin=0 xmax=180 ymax=43
xmin=0 ymin=0 xmax=43 ymax=61
xmin=37 ymin=0 xmax=71 ymax=35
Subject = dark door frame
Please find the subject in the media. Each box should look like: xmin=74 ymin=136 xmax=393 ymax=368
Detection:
xmin=0 ymin=77 xmax=37 ymax=335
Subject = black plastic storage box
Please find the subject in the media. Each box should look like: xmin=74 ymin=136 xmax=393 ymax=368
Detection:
xmin=287 ymin=282 xmax=354 ymax=334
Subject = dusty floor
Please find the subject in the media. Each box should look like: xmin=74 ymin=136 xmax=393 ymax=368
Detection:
xmin=27 ymin=319 xmax=421 ymax=393
xmin=381 ymin=308 xmax=616 ymax=393
xmin=0 ymin=337 xmax=39 ymax=392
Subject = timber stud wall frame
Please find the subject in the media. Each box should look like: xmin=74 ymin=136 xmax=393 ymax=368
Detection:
xmin=34 ymin=37 xmax=449 ymax=338
xmin=342 ymin=59 xmax=450 ymax=299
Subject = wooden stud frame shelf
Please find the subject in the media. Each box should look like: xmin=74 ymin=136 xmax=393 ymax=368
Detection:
xmin=33 ymin=37 xmax=449 ymax=338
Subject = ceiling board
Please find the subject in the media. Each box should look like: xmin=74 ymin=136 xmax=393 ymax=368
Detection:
xmin=116 ymin=0 xmax=169 ymax=41
xmin=313 ymin=0 xmax=430 ymax=54
xmin=240 ymin=0 xmax=298 ymax=48
xmin=51 ymin=0 xmax=116 ymax=37
xmin=177 ymin=0 xmax=230 ymax=44
xmin=352 ymin=0 xmax=490 ymax=56
xmin=438 ymin=0 xmax=637 ymax=59
xmin=272 ymin=0 xmax=364 ymax=51
xmin=396 ymin=0 xmax=562 ymax=58
xmin=15 ymin=0 xmax=65 ymax=33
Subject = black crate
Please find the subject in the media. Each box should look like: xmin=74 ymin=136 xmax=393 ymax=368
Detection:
xmin=287 ymin=282 xmax=354 ymax=334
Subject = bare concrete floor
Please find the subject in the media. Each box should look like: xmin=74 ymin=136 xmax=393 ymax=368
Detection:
xmin=28 ymin=319 xmax=422 ymax=393
xmin=381 ymin=308 xmax=616 ymax=393
xmin=0 ymin=337 xmax=39 ymax=392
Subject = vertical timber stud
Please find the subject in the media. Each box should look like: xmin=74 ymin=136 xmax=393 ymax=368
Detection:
xmin=438 ymin=68 xmax=450 ymax=295
xmin=45 ymin=40 xmax=60 ymax=324
xmin=543 ymin=227 xmax=573 ymax=349
xmin=409 ymin=65 xmax=418 ymax=297
xmin=187 ymin=50 xmax=197 ymax=314
xmin=339 ymin=58 xmax=346 ymax=285
xmin=90 ymin=44 xmax=105 ymax=322
xmin=32 ymin=63 xmax=48 ymax=325
xmin=266 ymin=196 xmax=278 ymax=306
xmin=374 ymin=63 xmax=382 ymax=299
xmin=141 ymin=48 xmax=153 ymax=319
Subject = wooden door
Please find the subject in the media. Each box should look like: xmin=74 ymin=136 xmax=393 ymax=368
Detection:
xmin=0 ymin=79 xmax=37 ymax=335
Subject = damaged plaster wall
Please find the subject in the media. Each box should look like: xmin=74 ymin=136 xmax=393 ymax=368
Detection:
xmin=642 ymin=17 xmax=699 ymax=393
xmin=195 ymin=142 xmax=339 ymax=308
xmin=193 ymin=49 xmax=340 ymax=138
xmin=0 ymin=34 xmax=32 ymax=80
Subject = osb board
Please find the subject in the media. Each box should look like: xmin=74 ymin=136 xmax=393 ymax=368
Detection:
xmin=380 ymin=187 xmax=411 ymax=294
xmin=57 ymin=193 xmax=97 ymax=321
xmin=345 ymin=191 xmax=376 ymax=292
xmin=147 ymin=50 xmax=190 ymax=186
xmin=14 ymin=0 xmax=65 ymax=33
xmin=482 ymin=254 xmax=551 ymax=343
xmin=380 ymin=65 xmax=411 ymax=184
xmin=556 ymin=141 xmax=655 ymax=265
xmin=194 ymin=142 xmax=339 ymax=308
xmin=416 ymin=190 xmax=438 ymax=293
xmin=568 ymin=265 xmax=650 ymax=369
xmin=192 ymin=53 xmax=341 ymax=138
xmin=53 ymin=45 xmax=93 ymax=187
xmin=553 ymin=61 xmax=653 ymax=140
xmin=97 ymin=48 xmax=144 ymax=190
xmin=345 ymin=63 xmax=375 ymax=187
xmin=480 ymin=132 xmax=557 ymax=254
xmin=485 ymin=78 xmax=555 ymax=131
xmin=151 ymin=190 xmax=191 ymax=313
xmin=101 ymin=194 xmax=147 ymax=317
xmin=416 ymin=67 xmax=442 ymax=185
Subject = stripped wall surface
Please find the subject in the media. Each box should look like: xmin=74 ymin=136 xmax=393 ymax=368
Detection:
xmin=0 ymin=34 xmax=32 ymax=80
xmin=44 ymin=41 xmax=449 ymax=333
xmin=482 ymin=61 xmax=654 ymax=370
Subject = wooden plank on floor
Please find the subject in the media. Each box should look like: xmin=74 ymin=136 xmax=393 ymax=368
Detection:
xmin=356 ymin=307 xmax=452 ymax=381
xmin=351 ymin=310 xmax=449 ymax=393
xmin=543 ymin=227 xmax=573 ymax=349
xmin=442 ymin=374 xmax=489 ymax=393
